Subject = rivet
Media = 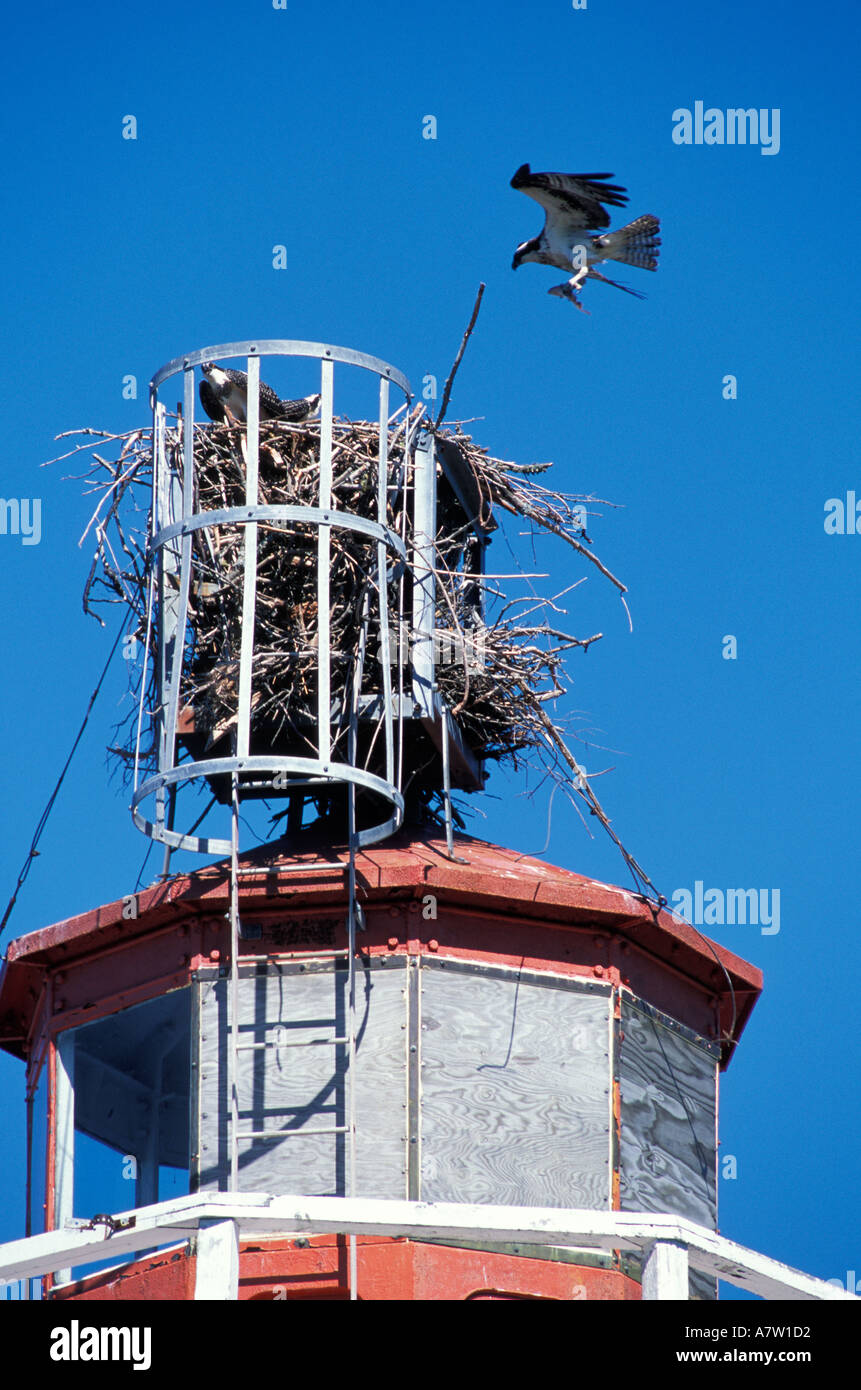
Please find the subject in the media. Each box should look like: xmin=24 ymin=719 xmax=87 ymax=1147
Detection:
xmin=428 ymin=939 xmax=439 ymax=952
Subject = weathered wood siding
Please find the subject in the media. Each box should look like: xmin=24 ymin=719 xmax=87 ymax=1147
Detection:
xmin=197 ymin=959 xmax=406 ymax=1197
xmin=618 ymin=997 xmax=719 ymax=1299
xmin=419 ymin=962 xmax=612 ymax=1207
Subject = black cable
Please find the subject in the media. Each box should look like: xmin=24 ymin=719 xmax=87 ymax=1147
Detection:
xmin=0 ymin=619 xmax=127 ymax=943
xmin=133 ymin=840 xmax=155 ymax=893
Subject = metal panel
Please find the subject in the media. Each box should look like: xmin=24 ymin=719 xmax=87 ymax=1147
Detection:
xmin=420 ymin=963 xmax=611 ymax=1208
xmin=197 ymin=960 xmax=406 ymax=1198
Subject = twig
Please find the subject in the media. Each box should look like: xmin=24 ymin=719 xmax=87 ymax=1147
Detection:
xmin=435 ymin=283 xmax=486 ymax=428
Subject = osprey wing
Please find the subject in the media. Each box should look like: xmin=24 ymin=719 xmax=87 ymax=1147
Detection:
xmin=258 ymin=376 xmax=286 ymax=418
xmin=510 ymin=163 xmax=628 ymax=232
xmin=199 ymin=379 xmax=226 ymax=423
xmin=279 ymin=393 xmax=322 ymax=422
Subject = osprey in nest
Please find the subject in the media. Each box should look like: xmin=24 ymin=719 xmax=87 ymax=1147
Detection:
xmin=510 ymin=164 xmax=660 ymax=312
xmin=199 ymin=362 xmax=321 ymax=424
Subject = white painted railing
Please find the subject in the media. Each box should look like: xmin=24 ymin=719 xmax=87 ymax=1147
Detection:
xmin=0 ymin=1194 xmax=854 ymax=1302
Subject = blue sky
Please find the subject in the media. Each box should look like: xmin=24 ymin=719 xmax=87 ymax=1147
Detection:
xmin=1 ymin=0 xmax=859 ymax=1298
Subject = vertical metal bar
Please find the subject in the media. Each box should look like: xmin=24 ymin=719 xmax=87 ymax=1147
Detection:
xmin=411 ymin=431 xmax=436 ymax=718
xmin=45 ymin=1031 xmax=56 ymax=1250
xmin=395 ymin=405 xmax=411 ymax=790
xmin=236 ymin=356 xmax=260 ymax=759
xmin=135 ymin=401 xmax=163 ymax=796
xmin=347 ymin=789 xmax=358 ymax=1301
xmin=317 ymin=359 xmax=334 ymax=763
xmin=154 ymin=397 xmax=169 ymax=831
xmin=183 ymin=365 xmax=195 ymax=514
xmin=160 ymin=784 xmax=176 ymax=880
xmin=160 ymin=370 xmax=195 ymax=832
xmin=25 ymin=1074 xmax=34 ymax=1241
xmin=228 ymin=774 xmax=241 ymax=1191
xmin=441 ymin=704 xmax=454 ymax=858
xmin=345 ymin=596 xmax=368 ymax=1302
xmin=377 ymin=377 xmax=389 ymax=519
xmin=376 ymin=378 xmax=394 ymax=785
xmin=407 ymin=959 xmax=421 ymax=1199
xmin=319 ymin=357 xmax=334 ymax=502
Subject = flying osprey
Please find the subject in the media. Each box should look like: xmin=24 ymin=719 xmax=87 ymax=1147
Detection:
xmin=510 ymin=164 xmax=660 ymax=311
xmin=198 ymin=362 xmax=321 ymax=423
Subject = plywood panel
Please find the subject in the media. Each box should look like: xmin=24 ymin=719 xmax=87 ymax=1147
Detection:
xmin=618 ymin=1000 xmax=717 ymax=1228
xmin=618 ymin=1001 xmax=718 ymax=1300
xmin=197 ymin=960 xmax=406 ymax=1197
xmin=420 ymin=963 xmax=611 ymax=1207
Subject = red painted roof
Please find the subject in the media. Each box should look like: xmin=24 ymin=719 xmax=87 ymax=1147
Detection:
xmin=0 ymin=830 xmax=762 ymax=1063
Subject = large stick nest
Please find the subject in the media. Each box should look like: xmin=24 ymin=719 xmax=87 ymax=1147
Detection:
xmin=49 ymin=409 xmax=625 ymax=808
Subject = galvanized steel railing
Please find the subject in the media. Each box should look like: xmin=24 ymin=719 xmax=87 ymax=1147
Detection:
xmin=132 ymin=341 xmax=412 ymax=855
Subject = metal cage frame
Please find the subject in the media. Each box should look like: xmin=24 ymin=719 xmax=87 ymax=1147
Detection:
xmin=133 ymin=341 xmax=414 ymax=856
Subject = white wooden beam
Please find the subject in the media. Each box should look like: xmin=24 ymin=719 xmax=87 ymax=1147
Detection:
xmin=194 ymin=1219 xmax=239 ymax=1301
xmin=54 ymin=1034 xmax=75 ymax=1285
xmin=0 ymin=1194 xmax=855 ymax=1301
xmin=642 ymin=1240 xmax=689 ymax=1300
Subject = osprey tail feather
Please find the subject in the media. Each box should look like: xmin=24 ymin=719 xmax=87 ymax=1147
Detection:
xmin=598 ymin=214 xmax=661 ymax=270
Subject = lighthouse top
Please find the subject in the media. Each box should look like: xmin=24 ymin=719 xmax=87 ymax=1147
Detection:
xmin=0 ymin=829 xmax=761 ymax=1070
